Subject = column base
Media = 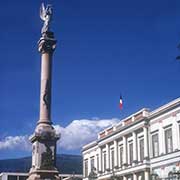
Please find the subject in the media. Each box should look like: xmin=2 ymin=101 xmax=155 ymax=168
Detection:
xmin=132 ymin=160 xmax=138 ymax=166
xmin=143 ymin=157 xmax=150 ymax=164
xmin=122 ymin=163 xmax=128 ymax=170
xmin=106 ymin=168 xmax=110 ymax=172
xmin=27 ymin=169 xmax=60 ymax=180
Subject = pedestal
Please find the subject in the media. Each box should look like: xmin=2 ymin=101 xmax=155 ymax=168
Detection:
xmin=27 ymin=125 xmax=60 ymax=180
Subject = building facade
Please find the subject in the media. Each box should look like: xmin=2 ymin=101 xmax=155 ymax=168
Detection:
xmin=82 ymin=98 xmax=180 ymax=180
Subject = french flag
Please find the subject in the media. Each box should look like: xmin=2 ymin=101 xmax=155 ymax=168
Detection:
xmin=119 ymin=95 xmax=123 ymax=110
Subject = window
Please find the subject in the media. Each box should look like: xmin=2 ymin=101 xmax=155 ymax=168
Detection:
xmin=110 ymin=148 xmax=114 ymax=169
xmin=152 ymin=134 xmax=159 ymax=157
xmin=129 ymin=143 xmax=133 ymax=165
xmin=165 ymin=128 xmax=173 ymax=153
xmin=103 ymin=152 xmax=106 ymax=172
xmin=19 ymin=176 xmax=28 ymax=180
xmin=139 ymin=138 xmax=144 ymax=161
xmin=8 ymin=176 xmax=17 ymax=180
xmin=119 ymin=146 xmax=123 ymax=167
xmin=90 ymin=157 xmax=95 ymax=171
xmin=84 ymin=159 xmax=88 ymax=177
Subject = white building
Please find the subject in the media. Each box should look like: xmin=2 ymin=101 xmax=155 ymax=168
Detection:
xmin=82 ymin=98 xmax=180 ymax=180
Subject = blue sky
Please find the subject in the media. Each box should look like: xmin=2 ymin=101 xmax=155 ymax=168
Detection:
xmin=0 ymin=0 xmax=180 ymax=159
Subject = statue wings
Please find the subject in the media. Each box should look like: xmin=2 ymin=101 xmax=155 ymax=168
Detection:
xmin=40 ymin=3 xmax=46 ymax=21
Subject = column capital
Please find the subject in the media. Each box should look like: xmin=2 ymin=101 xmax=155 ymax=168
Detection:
xmin=38 ymin=32 xmax=57 ymax=54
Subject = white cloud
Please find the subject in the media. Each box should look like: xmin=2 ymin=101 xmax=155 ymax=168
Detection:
xmin=0 ymin=118 xmax=118 ymax=151
xmin=54 ymin=118 xmax=118 ymax=150
xmin=0 ymin=135 xmax=31 ymax=151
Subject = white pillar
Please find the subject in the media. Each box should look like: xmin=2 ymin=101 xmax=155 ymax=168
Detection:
xmin=176 ymin=119 xmax=180 ymax=150
xmin=133 ymin=173 xmax=137 ymax=180
xmin=123 ymin=176 xmax=127 ymax=180
xmin=106 ymin=144 xmax=110 ymax=170
xmin=144 ymin=171 xmax=150 ymax=180
xmin=159 ymin=122 xmax=165 ymax=155
xmin=114 ymin=140 xmax=118 ymax=167
xmin=123 ymin=136 xmax=127 ymax=166
xmin=172 ymin=118 xmax=179 ymax=151
xmin=88 ymin=158 xmax=91 ymax=176
xmin=133 ymin=131 xmax=137 ymax=164
xmin=143 ymin=126 xmax=149 ymax=159
xmin=94 ymin=154 xmax=97 ymax=171
xmin=83 ymin=159 xmax=86 ymax=177
xmin=98 ymin=147 xmax=102 ymax=172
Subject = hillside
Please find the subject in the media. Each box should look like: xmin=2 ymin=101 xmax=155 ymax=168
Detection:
xmin=0 ymin=154 xmax=82 ymax=174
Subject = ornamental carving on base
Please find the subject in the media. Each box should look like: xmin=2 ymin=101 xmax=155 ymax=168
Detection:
xmin=41 ymin=143 xmax=54 ymax=169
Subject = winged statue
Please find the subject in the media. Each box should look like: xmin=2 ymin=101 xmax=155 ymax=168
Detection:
xmin=40 ymin=3 xmax=53 ymax=34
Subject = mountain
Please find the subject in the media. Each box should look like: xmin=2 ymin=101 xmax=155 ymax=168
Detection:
xmin=0 ymin=154 xmax=82 ymax=174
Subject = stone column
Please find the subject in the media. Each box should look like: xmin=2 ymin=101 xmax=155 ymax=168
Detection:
xmin=159 ymin=122 xmax=165 ymax=155
xmin=172 ymin=117 xmax=179 ymax=151
xmin=94 ymin=155 xmax=97 ymax=171
xmin=176 ymin=120 xmax=180 ymax=150
xmin=27 ymin=4 xmax=61 ymax=180
xmin=123 ymin=136 xmax=127 ymax=167
xmin=38 ymin=50 xmax=52 ymax=124
xmin=35 ymin=31 xmax=57 ymax=133
xmin=143 ymin=126 xmax=149 ymax=160
xmin=88 ymin=158 xmax=91 ymax=176
xmin=133 ymin=173 xmax=137 ymax=180
xmin=132 ymin=131 xmax=137 ymax=165
xmin=144 ymin=170 xmax=150 ymax=180
xmin=28 ymin=32 xmax=60 ymax=180
xmin=123 ymin=176 xmax=127 ymax=180
xmin=106 ymin=144 xmax=110 ymax=171
xmin=98 ymin=147 xmax=102 ymax=173
xmin=83 ymin=160 xmax=85 ymax=178
xmin=114 ymin=140 xmax=118 ymax=168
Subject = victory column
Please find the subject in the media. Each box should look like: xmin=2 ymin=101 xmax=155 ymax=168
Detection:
xmin=27 ymin=3 xmax=60 ymax=180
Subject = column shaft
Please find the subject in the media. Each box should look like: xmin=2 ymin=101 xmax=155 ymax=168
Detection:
xmin=143 ymin=126 xmax=149 ymax=159
xmin=123 ymin=176 xmax=127 ymax=180
xmin=159 ymin=123 xmax=165 ymax=155
xmin=123 ymin=136 xmax=127 ymax=166
xmin=172 ymin=118 xmax=179 ymax=150
xmin=114 ymin=140 xmax=118 ymax=167
xmin=144 ymin=171 xmax=150 ymax=180
xmin=94 ymin=154 xmax=97 ymax=171
xmin=88 ymin=158 xmax=91 ymax=175
xmin=176 ymin=120 xmax=180 ymax=150
xmin=133 ymin=173 xmax=137 ymax=180
xmin=133 ymin=132 xmax=137 ymax=163
xmin=98 ymin=147 xmax=102 ymax=172
xmin=106 ymin=144 xmax=110 ymax=170
xmin=39 ymin=53 xmax=52 ymax=123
